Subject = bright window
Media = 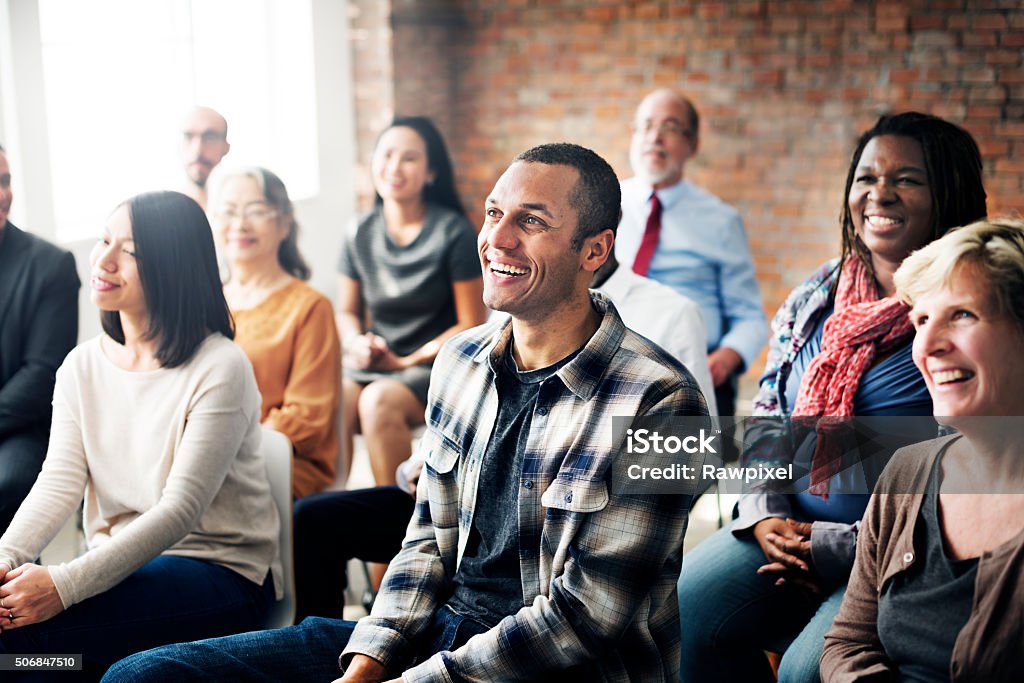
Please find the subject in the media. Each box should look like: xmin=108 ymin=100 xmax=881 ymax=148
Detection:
xmin=37 ymin=0 xmax=318 ymax=242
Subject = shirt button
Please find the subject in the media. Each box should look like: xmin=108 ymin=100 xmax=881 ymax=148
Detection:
xmin=565 ymin=492 xmax=573 ymax=503
xmin=903 ymin=552 xmax=914 ymax=564
xmin=523 ymin=480 xmax=533 ymax=490
xmin=537 ymin=406 xmax=549 ymax=416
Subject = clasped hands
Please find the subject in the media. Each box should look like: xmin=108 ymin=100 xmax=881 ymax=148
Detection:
xmin=0 ymin=564 xmax=64 ymax=631
xmin=344 ymin=333 xmax=410 ymax=373
xmin=752 ymin=517 xmax=822 ymax=596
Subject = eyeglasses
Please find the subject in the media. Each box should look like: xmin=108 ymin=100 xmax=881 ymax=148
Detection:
xmin=633 ymin=120 xmax=694 ymax=139
xmin=183 ymin=131 xmax=227 ymax=145
xmin=215 ymin=206 xmax=277 ymax=223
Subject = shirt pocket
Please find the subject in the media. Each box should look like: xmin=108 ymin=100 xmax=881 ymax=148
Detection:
xmin=422 ymin=431 xmax=461 ymax=475
xmin=541 ymin=477 xmax=609 ymax=513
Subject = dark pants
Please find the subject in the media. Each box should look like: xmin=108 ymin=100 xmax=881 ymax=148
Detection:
xmin=0 ymin=430 xmax=47 ymax=535
xmin=293 ymin=486 xmax=415 ymax=621
xmin=714 ymin=369 xmax=738 ymax=417
xmin=714 ymin=371 xmax=741 ymax=463
xmin=0 ymin=556 xmax=272 ymax=682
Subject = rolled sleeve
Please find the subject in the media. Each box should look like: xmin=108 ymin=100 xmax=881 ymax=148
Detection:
xmin=810 ymin=520 xmax=859 ymax=584
xmin=732 ymin=492 xmax=794 ymax=534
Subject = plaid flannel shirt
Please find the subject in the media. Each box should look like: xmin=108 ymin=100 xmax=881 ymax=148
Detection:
xmin=341 ymin=292 xmax=708 ymax=682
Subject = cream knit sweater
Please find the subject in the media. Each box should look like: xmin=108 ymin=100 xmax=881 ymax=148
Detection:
xmin=0 ymin=334 xmax=281 ymax=607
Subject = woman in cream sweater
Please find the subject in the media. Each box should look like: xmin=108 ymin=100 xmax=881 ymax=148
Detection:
xmin=0 ymin=191 xmax=280 ymax=677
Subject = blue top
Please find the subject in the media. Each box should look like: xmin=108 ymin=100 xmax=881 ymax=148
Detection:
xmin=616 ymin=177 xmax=767 ymax=368
xmin=785 ymin=303 xmax=932 ymax=523
xmin=783 ymin=303 xmax=932 ymax=417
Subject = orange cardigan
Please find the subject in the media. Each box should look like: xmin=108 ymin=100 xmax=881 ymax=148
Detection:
xmin=232 ymin=279 xmax=341 ymax=498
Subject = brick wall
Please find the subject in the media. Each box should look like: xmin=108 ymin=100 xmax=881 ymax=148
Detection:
xmin=353 ymin=0 xmax=1024 ymax=381
xmin=348 ymin=0 xmax=395 ymax=210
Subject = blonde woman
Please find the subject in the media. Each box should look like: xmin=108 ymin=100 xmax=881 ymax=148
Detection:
xmin=822 ymin=218 xmax=1024 ymax=681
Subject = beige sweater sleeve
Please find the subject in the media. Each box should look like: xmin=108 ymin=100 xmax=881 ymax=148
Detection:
xmin=0 ymin=364 xmax=89 ymax=573
xmin=0 ymin=337 xmax=265 ymax=608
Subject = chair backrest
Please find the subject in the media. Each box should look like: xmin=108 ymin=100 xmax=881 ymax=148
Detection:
xmin=261 ymin=427 xmax=296 ymax=629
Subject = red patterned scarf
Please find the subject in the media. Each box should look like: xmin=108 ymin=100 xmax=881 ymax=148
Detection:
xmin=792 ymin=256 xmax=914 ymax=496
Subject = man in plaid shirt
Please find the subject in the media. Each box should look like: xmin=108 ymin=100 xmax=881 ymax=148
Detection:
xmin=105 ymin=143 xmax=708 ymax=682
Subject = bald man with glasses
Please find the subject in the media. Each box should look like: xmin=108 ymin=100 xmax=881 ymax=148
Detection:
xmin=616 ymin=88 xmax=766 ymax=422
xmin=180 ymin=106 xmax=231 ymax=210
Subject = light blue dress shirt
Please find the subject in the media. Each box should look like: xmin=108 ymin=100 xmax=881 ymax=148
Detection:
xmin=616 ymin=176 xmax=768 ymax=369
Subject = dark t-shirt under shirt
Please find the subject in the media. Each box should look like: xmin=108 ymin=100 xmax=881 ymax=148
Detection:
xmin=877 ymin=452 xmax=979 ymax=682
xmin=445 ymin=342 xmax=579 ymax=628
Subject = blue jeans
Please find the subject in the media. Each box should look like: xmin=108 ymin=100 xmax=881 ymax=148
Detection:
xmin=104 ymin=604 xmax=488 ymax=682
xmin=0 ymin=555 xmax=272 ymax=681
xmin=677 ymin=521 xmax=846 ymax=683
xmin=104 ymin=617 xmax=357 ymax=682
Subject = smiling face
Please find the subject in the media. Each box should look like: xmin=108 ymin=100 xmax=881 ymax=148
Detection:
xmin=371 ymin=125 xmax=434 ymax=205
xmin=911 ymin=266 xmax=1024 ymax=419
xmin=90 ymin=204 xmax=146 ymax=319
xmin=629 ymin=90 xmax=697 ymax=189
xmin=213 ymin=175 xmax=286 ymax=268
xmin=849 ymin=134 xmax=935 ymax=272
xmin=479 ymin=161 xmax=595 ymax=322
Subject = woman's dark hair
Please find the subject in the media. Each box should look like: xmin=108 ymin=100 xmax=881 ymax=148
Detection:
xmin=839 ymin=111 xmax=987 ymax=273
xmin=374 ymin=116 xmax=464 ymax=214
xmin=101 ymin=191 xmax=234 ymax=368
xmin=219 ymin=167 xmax=310 ymax=280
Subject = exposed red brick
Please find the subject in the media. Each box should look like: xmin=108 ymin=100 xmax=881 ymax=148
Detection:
xmin=913 ymin=31 xmax=956 ymax=48
xmin=973 ymin=13 xmax=1009 ymax=30
xmin=963 ymin=67 xmax=997 ymax=83
xmin=997 ymin=122 xmax=1024 ymax=137
xmin=910 ymin=14 xmax=946 ymax=30
xmin=979 ymin=139 xmax=1011 ymax=156
xmin=352 ymin=0 xmax=1024 ymax=382
xmin=987 ymin=50 xmax=1023 ymax=65
xmin=697 ymin=3 xmax=727 ymax=19
xmin=968 ymin=85 xmax=1009 ymax=103
xmin=963 ymin=32 xmax=999 ymax=48
xmin=995 ymin=159 xmax=1024 ymax=173
xmin=583 ymin=6 xmax=616 ymax=22
xmin=875 ymin=14 xmax=908 ymax=32
xmin=965 ymin=105 xmax=1003 ymax=119
xmin=889 ymin=68 xmax=921 ymax=84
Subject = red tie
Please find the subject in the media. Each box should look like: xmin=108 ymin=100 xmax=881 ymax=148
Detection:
xmin=632 ymin=193 xmax=662 ymax=276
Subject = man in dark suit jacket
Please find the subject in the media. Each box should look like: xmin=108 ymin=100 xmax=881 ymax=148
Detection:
xmin=0 ymin=145 xmax=80 ymax=534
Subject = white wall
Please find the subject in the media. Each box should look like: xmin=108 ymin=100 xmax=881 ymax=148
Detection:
xmin=2 ymin=0 xmax=357 ymax=342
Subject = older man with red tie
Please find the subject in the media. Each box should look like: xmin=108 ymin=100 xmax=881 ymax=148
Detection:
xmin=616 ymin=89 xmax=767 ymax=419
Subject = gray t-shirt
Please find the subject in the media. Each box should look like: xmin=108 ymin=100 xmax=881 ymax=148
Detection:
xmin=337 ymin=204 xmax=480 ymax=357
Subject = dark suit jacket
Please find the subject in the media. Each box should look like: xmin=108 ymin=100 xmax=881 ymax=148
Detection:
xmin=0 ymin=222 xmax=80 ymax=440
